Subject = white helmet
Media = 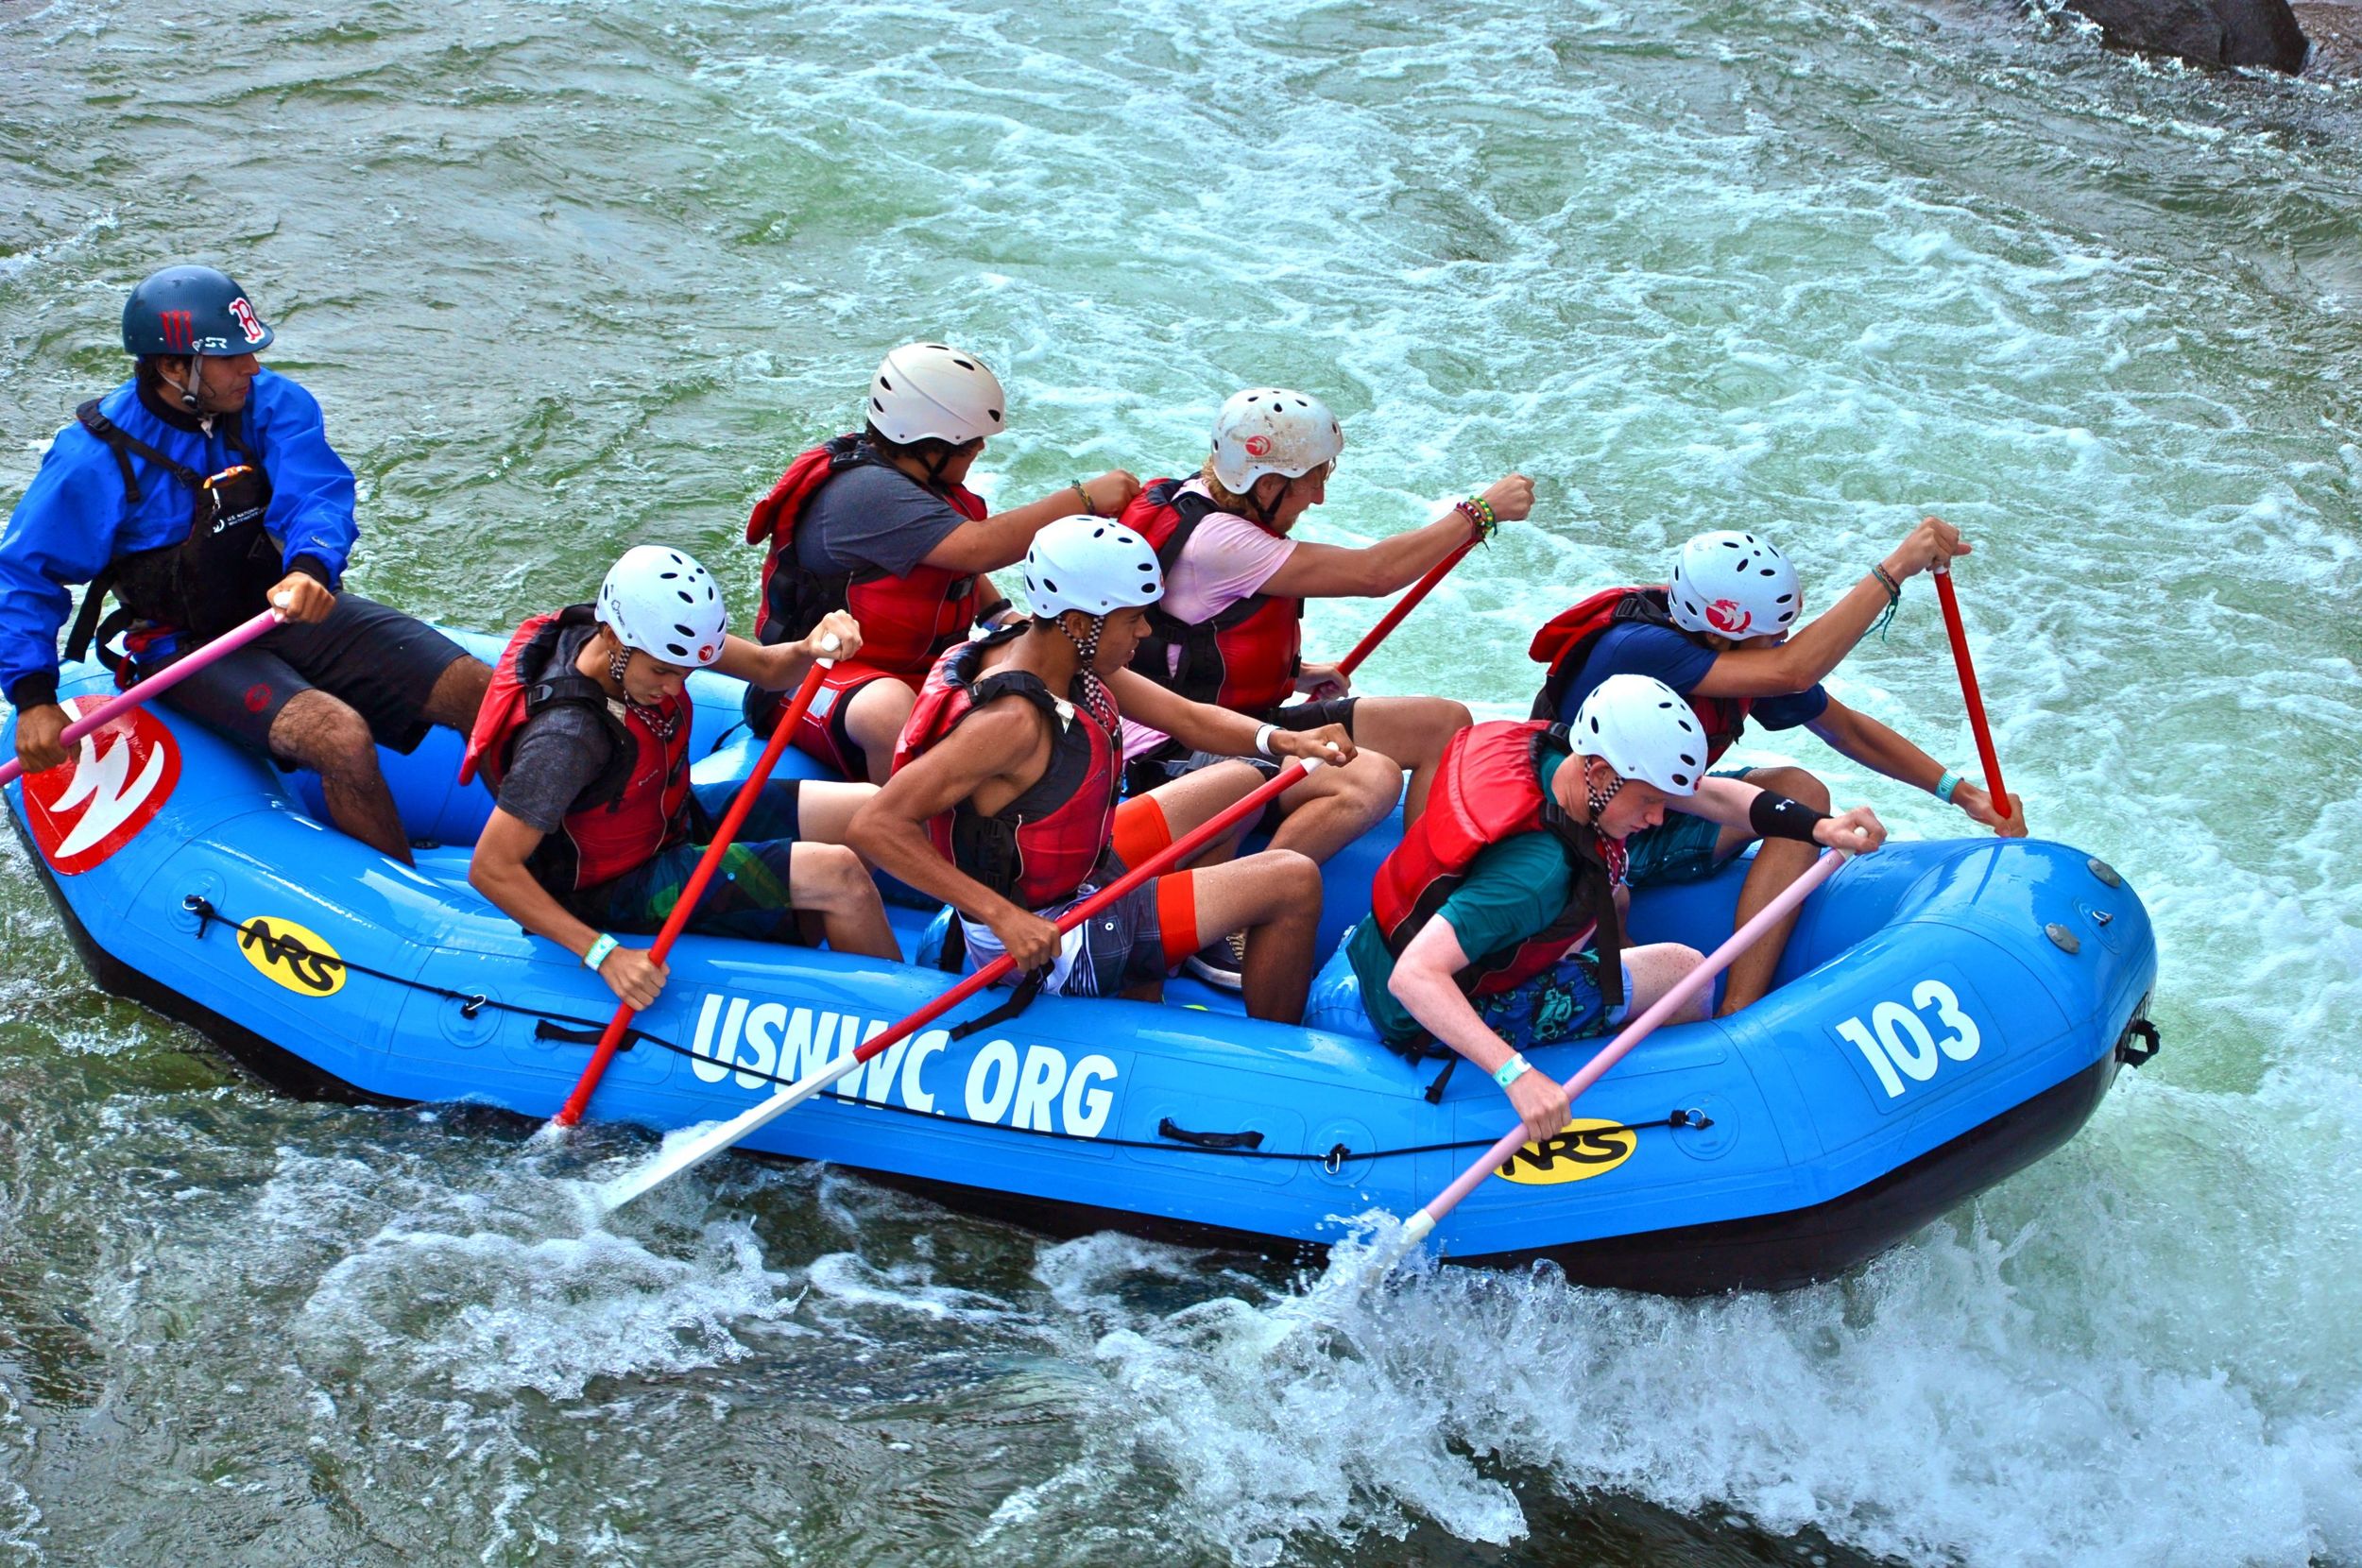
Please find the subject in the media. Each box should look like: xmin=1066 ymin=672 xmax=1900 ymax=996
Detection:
xmin=598 ymin=545 xmax=729 ymax=668
xmin=1209 ymin=387 xmax=1344 ymax=492
xmin=867 ymin=342 xmax=1007 ymax=446
xmin=1668 ymin=530 xmax=1801 ymax=639
xmin=1570 ymin=673 xmax=1704 ymax=795
xmin=1022 ymin=515 xmax=1164 ymax=619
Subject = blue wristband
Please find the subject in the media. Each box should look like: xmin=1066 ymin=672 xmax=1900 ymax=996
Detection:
xmin=583 ymin=933 xmax=620 ymax=971
xmin=1493 ymin=1052 xmax=1533 ymax=1089
xmin=1934 ymin=769 xmax=1962 ymax=805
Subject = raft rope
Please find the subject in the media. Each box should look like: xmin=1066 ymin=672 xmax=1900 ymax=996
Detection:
xmin=182 ymin=896 xmax=1711 ymax=1167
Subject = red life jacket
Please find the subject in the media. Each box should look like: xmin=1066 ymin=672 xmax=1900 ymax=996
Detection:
xmin=1527 ymin=585 xmax=1752 ymax=765
xmin=892 ymin=625 xmax=1121 ymax=911
xmin=459 ymin=605 xmax=694 ymax=895
xmin=1121 ymin=477 xmax=1304 ymax=717
xmin=1369 ymin=720 xmax=1625 ymax=1004
xmin=745 ymin=433 xmax=988 ymax=681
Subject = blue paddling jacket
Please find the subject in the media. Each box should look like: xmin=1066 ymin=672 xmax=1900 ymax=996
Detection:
xmin=0 ymin=368 xmax=357 ymax=709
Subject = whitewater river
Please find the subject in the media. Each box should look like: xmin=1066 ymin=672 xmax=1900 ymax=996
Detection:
xmin=4 ymin=0 xmax=2360 ymax=1561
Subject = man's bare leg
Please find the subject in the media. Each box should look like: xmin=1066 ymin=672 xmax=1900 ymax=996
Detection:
xmin=1340 ymin=694 xmax=1469 ymax=822
xmin=1716 ymin=765 xmax=1830 ymax=1015
xmin=786 ymin=842 xmax=900 ymax=960
xmin=268 ymin=690 xmax=411 ymax=864
xmin=1265 ymin=748 xmax=1399 ymax=863
xmin=791 ymin=779 xmax=881 ymax=845
xmin=1182 ymin=851 xmax=1324 ymax=1023
xmin=842 ymin=677 xmax=918 ymax=785
xmin=420 ymin=655 xmax=492 ymax=732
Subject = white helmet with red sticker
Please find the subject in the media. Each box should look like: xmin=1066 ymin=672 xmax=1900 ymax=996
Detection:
xmin=599 ymin=546 xmax=729 ymax=668
xmin=1668 ymin=530 xmax=1801 ymax=639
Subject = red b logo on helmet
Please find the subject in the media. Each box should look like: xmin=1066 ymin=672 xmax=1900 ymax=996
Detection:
xmin=1242 ymin=435 xmax=1272 ymax=458
xmin=1704 ymin=599 xmax=1754 ymax=636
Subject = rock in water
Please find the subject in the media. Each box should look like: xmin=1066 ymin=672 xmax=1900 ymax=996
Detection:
xmin=2059 ymin=0 xmax=2310 ymax=71
xmin=2291 ymin=1 xmax=2362 ymax=74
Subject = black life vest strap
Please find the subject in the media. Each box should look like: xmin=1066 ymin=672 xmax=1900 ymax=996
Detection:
xmin=1137 ymin=479 xmax=1279 ymax=701
xmin=520 ymin=608 xmax=639 ymax=810
xmin=947 ymin=970 xmax=1046 ymax=1040
xmin=63 ymin=582 xmax=130 ymax=668
xmin=63 ymin=401 xmax=267 ymax=670
xmin=949 ymin=659 xmax=1082 ymax=900
xmin=76 ymin=399 xmax=209 ymax=504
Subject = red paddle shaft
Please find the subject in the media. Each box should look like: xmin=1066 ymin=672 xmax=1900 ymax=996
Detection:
xmin=1334 ymin=536 xmax=1481 ymax=679
xmin=549 ymin=648 xmax=837 ymax=1130
xmin=1931 ymin=567 xmax=2011 ymax=821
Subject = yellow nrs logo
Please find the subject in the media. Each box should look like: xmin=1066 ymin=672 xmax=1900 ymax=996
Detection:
xmin=1492 ymin=1118 xmax=1637 ymax=1185
xmin=237 ymin=916 xmax=347 ymax=997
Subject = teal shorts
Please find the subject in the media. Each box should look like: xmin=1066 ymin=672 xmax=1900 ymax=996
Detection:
xmin=1303 ymin=928 xmax=1629 ymax=1057
xmin=1622 ymin=765 xmax=1755 ymax=888
xmin=580 ymin=779 xmax=810 ymax=946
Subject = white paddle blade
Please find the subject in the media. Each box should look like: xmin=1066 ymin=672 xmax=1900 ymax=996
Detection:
xmin=596 ymin=1052 xmax=858 ymax=1212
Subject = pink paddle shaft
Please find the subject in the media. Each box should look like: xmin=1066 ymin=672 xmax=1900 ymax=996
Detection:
xmin=0 ymin=606 xmax=282 ymax=789
xmin=1931 ymin=567 xmax=2011 ymax=821
xmin=549 ymin=649 xmax=838 ymax=1130
xmin=1401 ymin=848 xmax=1846 ymax=1245
xmin=1334 ymin=536 xmax=1481 ymax=679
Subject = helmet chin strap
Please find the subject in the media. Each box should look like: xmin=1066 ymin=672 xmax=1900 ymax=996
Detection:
xmin=1247 ymin=475 xmax=1287 ymax=530
xmin=1585 ymin=764 xmax=1625 ymax=829
xmin=161 ymin=353 xmax=205 ymax=413
xmin=608 ymin=641 xmax=680 ymax=737
xmin=1053 ymin=612 xmax=1120 ymax=730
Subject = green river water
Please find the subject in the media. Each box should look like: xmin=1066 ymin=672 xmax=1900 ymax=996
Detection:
xmin=4 ymin=0 xmax=2361 ymax=1562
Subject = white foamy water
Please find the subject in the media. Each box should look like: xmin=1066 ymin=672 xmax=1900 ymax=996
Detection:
xmin=5 ymin=0 xmax=2360 ymax=1561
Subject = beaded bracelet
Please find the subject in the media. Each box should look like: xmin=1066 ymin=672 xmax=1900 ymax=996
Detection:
xmin=1868 ymin=564 xmax=1903 ymax=639
xmin=1454 ymin=494 xmax=1498 ymax=539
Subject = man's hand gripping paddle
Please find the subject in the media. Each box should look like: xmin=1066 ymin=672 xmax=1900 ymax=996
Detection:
xmin=542 ymin=636 xmax=840 ymax=1136
xmin=1 ymin=607 xmax=282 ymax=789
xmin=595 ymin=756 xmax=1326 ymax=1210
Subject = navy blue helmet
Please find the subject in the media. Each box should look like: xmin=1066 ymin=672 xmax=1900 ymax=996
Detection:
xmin=122 ymin=264 xmax=274 ymax=357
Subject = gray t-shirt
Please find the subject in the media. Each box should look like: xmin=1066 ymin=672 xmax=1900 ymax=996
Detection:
xmin=496 ymin=704 xmax=616 ymax=834
xmin=491 ymin=622 xmax=620 ymax=834
xmin=795 ymin=453 xmax=970 ymax=578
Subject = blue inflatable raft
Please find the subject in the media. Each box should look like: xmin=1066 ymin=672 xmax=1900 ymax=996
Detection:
xmin=4 ymin=639 xmax=2159 ymax=1293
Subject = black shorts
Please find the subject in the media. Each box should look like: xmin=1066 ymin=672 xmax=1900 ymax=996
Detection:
xmin=1121 ymin=696 xmax=1360 ymax=797
xmin=147 ymin=593 xmax=471 ymax=764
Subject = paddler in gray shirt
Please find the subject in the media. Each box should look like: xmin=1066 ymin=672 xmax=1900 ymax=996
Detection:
xmin=461 ymin=547 xmax=898 ymax=1010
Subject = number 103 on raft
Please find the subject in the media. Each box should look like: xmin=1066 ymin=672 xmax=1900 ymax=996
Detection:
xmin=1829 ymin=974 xmax=1988 ymax=1102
